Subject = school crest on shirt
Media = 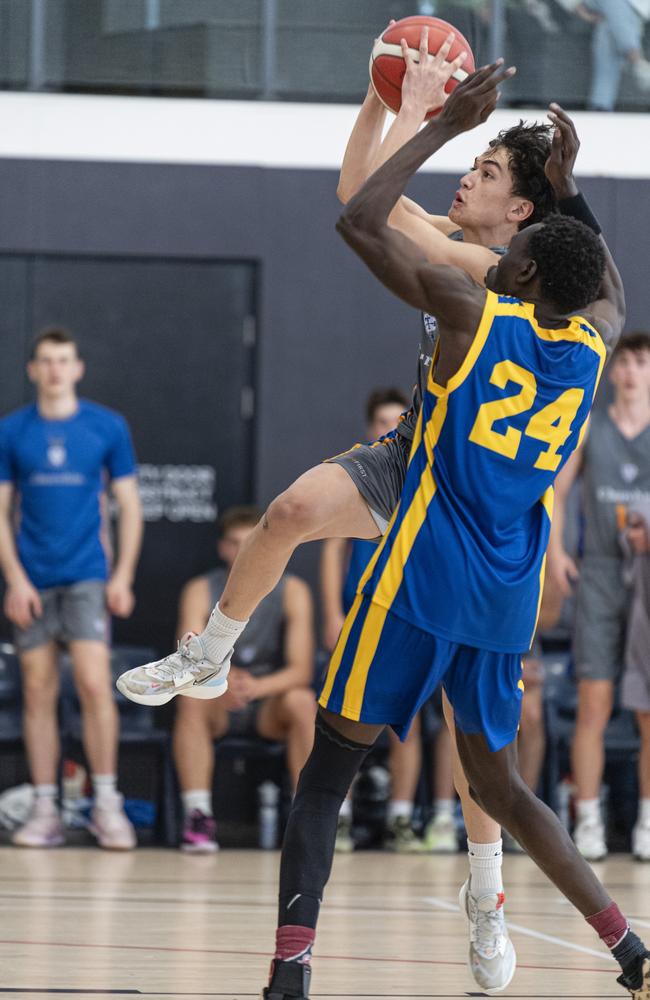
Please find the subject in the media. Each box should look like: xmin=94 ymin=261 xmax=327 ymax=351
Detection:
xmin=621 ymin=462 xmax=639 ymax=484
xmin=47 ymin=439 xmax=67 ymax=468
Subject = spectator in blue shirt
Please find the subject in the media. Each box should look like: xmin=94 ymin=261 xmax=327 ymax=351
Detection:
xmin=0 ymin=327 xmax=143 ymax=849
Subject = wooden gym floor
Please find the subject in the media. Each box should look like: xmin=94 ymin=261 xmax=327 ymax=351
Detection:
xmin=0 ymin=846 xmax=647 ymax=999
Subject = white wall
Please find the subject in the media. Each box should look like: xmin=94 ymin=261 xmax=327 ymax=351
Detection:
xmin=2 ymin=91 xmax=649 ymax=177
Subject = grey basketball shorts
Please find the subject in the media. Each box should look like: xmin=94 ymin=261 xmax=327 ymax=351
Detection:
xmin=325 ymin=431 xmax=411 ymax=534
xmin=573 ymin=557 xmax=630 ymax=683
xmin=14 ymin=580 xmax=110 ymax=652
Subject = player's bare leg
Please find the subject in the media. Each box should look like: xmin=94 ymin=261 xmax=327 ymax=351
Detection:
xmin=455 ymin=728 xmax=650 ymax=998
xmin=442 ymin=692 xmax=515 ymax=994
xmin=571 ymin=678 xmax=614 ymax=860
xmin=219 ymin=463 xmax=379 ymax=622
xmin=117 ymin=463 xmax=378 ymax=705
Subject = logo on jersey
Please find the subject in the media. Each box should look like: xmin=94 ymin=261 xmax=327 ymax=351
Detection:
xmin=47 ymin=439 xmax=67 ymax=468
xmin=621 ymin=462 xmax=639 ymax=484
xmin=422 ymin=313 xmax=438 ymax=339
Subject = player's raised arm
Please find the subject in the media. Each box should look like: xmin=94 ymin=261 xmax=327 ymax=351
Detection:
xmin=544 ymin=103 xmax=625 ymax=351
xmin=336 ymin=61 xmax=514 ymax=323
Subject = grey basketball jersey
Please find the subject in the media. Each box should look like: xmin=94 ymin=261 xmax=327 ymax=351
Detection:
xmin=396 ymin=232 xmax=506 ymax=442
xmin=582 ymin=409 xmax=650 ymax=559
xmin=207 ymin=567 xmax=287 ymax=677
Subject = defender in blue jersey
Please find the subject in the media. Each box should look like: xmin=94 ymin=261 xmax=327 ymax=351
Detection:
xmin=261 ymin=70 xmax=650 ymax=1000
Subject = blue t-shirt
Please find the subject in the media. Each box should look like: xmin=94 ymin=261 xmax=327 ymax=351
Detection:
xmin=0 ymin=400 xmax=137 ymax=589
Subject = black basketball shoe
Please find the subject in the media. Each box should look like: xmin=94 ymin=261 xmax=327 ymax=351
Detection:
xmin=262 ymin=959 xmax=311 ymax=1000
xmin=618 ymin=953 xmax=650 ymax=998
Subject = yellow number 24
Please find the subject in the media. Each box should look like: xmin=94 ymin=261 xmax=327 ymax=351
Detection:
xmin=468 ymin=360 xmax=584 ymax=471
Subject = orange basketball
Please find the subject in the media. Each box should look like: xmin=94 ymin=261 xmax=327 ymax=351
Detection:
xmin=370 ymin=15 xmax=475 ymax=119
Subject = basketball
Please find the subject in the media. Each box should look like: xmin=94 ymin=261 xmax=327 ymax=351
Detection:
xmin=370 ymin=15 xmax=475 ymax=118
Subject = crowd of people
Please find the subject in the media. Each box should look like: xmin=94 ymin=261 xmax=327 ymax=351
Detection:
xmin=0 ymin=327 xmax=648 ymax=862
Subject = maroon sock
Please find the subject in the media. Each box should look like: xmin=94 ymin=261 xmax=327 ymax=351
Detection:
xmin=586 ymin=902 xmax=628 ymax=948
xmin=275 ymin=925 xmax=315 ymax=964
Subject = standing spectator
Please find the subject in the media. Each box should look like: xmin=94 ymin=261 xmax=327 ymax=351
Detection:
xmin=0 ymin=327 xmax=143 ymax=849
xmin=320 ymin=388 xmax=457 ymax=853
xmin=173 ymin=506 xmax=316 ymax=853
xmin=620 ymin=503 xmax=650 ymax=858
xmin=549 ymin=331 xmax=650 ymax=861
xmin=558 ymin=0 xmax=650 ymax=110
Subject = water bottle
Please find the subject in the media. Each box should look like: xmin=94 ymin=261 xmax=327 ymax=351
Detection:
xmin=258 ymin=781 xmax=280 ymax=849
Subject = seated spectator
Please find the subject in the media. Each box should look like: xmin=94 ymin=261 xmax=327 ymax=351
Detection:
xmin=321 ymin=388 xmax=457 ymax=854
xmin=548 ymin=332 xmax=650 ymax=861
xmin=173 ymin=505 xmax=316 ymax=853
xmin=0 ymin=327 xmax=142 ymax=850
xmin=557 ymin=0 xmax=650 ymax=109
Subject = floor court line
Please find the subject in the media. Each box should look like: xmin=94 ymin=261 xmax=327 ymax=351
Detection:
xmin=0 ymin=937 xmax=617 ymax=975
xmin=423 ymin=896 xmax=616 ymax=963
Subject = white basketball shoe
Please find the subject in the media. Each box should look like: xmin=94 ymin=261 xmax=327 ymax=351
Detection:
xmin=116 ymin=632 xmax=230 ymax=706
xmin=574 ymin=816 xmax=608 ymax=862
xmin=459 ymin=880 xmax=516 ymax=995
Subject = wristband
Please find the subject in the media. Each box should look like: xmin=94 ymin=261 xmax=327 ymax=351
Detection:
xmin=557 ymin=192 xmax=601 ymax=235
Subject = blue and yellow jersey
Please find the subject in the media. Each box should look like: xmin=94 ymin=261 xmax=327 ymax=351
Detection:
xmin=357 ymin=291 xmax=606 ymax=654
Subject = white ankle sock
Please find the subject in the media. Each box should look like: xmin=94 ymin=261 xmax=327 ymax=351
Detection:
xmin=388 ymin=799 xmax=412 ymax=822
xmin=576 ymin=798 xmax=601 ymax=824
xmin=639 ymin=799 xmax=650 ymax=825
xmin=434 ymin=798 xmax=455 ymax=819
xmin=34 ymin=784 xmax=59 ymax=813
xmin=199 ymin=602 xmax=249 ymax=664
xmin=338 ymin=798 xmax=352 ymax=820
xmin=182 ymin=789 xmax=213 ymax=817
xmin=92 ymin=774 xmax=118 ymax=805
xmin=468 ymin=839 xmax=504 ymax=896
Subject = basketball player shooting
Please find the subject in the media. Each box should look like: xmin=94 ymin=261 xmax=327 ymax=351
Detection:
xmin=303 ymin=61 xmax=646 ymax=1000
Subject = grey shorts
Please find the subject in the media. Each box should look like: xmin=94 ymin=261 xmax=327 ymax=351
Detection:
xmin=573 ymin=558 xmax=630 ymax=683
xmin=14 ymin=580 xmax=110 ymax=653
xmin=621 ymin=661 xmax=650 ymax=713
xmin=326 ymin=432 xmax=411 ymax=534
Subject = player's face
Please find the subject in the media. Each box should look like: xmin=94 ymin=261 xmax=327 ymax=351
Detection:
xmin=217 ymin=524 xmax=256 ymax=567
xmin=27 ymin=343 xmax=84 ymax=399
xmin=367 ymin=402 xmax=404 ymax=441
xmin=449 ymin=146 xmax=528 ymax=234
xmin=485 ymin=226 xmax=538 ymax=297
xmin=609 ymin=349 xmax=650 ymax=401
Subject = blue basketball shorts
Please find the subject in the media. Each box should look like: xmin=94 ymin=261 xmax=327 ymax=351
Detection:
xmin=318 ymin=595 xmax=524 ymax=752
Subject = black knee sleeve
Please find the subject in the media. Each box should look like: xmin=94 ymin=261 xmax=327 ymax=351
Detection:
xmin=278 ymin=713 xmax=374 ymax=928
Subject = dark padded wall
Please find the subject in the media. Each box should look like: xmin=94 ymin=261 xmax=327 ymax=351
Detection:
xmin=0 ymin=158 xmax=645 ymax=635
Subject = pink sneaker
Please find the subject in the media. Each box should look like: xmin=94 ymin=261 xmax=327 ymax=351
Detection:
xmin=180 ymin=809 xmax=219 ymax=853
xmin=12 ymin=799 xmax=65 ymax=848
xmin=89 ymin=793 xmax=137 ymax=850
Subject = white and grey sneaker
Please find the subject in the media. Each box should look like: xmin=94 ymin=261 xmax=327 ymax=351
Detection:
xmin=459 ymin=880 xmax=516 ymax=995
xmin=633 ymin=821 xmax=650 ymax=862
xmin=574 ymin=817 xmax=608 ymax=862
xmin=116 ymin=632 xmax=230 ymax=706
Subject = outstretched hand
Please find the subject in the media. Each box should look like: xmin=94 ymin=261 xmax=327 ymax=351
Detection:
xmin=437 ymin=59 xmax=516 ymax=135
xmin=400 ymin=27 xmax=468 ymax=118
xmin=545 ymin=103 xmax=580 ymax=199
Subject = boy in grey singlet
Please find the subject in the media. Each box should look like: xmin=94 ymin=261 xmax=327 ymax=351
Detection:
xmin=172 ymin=506 xmax=317 ymax=852
xmin=549 ymin=332 xmax=650 ymax=862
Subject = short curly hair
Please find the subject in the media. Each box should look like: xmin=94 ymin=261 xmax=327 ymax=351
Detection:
xmin=489 ymin=122 xmax=556 ymax=229
xmin=528 ymin=215 xmax=605 ymax=314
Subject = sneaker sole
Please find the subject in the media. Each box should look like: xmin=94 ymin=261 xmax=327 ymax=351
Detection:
xmin=87 ymin=824 xmax=136 ymax=850
xmin=115 ymin=676 xmax=227 ymax=705
xmin=458 ymin=881 xmax=517 ymax=996
xmin=12 ymin=835 xmax=65 ymax=848
xmin=180 ymin=841 xmax=219 ymax=854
